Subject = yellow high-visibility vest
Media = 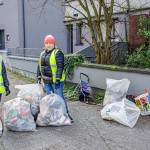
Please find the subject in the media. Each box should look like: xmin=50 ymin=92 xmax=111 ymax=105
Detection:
xmin=39 ymin=49 xmax=65 ymax=83
xmin=0 ymin=55 xmax=6 ymax=94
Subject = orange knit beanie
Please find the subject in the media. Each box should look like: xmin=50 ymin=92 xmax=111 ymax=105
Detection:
xmin=44 ymin=35 xmax=56 ymax=44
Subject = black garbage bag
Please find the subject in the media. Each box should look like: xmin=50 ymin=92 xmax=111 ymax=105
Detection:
xmin=126 ymin=95 xmax=136 ymax=104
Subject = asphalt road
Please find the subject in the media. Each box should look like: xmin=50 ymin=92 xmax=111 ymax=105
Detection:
xmin=0 ymin=71 xmax=150 ymax=150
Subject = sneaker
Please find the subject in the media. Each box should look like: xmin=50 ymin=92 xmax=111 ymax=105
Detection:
xmin=68 ymin=114 xmax=74 ymax=123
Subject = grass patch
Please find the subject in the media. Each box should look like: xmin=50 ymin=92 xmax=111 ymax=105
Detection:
xmin=64 ymin=86 xmax=78 ymax=101
xmin=64 ymin=85 xmax=104 ymax=104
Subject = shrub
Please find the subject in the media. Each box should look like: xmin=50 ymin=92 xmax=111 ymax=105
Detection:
xmin=127 ymin=16 xmax=150 ymax=68
xmin=137 ymin=16 xmax=150 ymax=39
xmin=126 ymin=44 xmax=150 ymax=67
xmin=64 ymin=54 xmax=84 ymax=79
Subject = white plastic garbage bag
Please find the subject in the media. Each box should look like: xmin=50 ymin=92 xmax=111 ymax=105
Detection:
xmin=15 ymin=84 xmax=44 ymax=118
xmin=36 ymin=93 xmax=71 ymax=126
xmin=15 ymin=84 xmax=43 ymax=102
xmin=103 ymin=78 xmax=130 ymax=106
xmin=101 ymin=98 xmax=141 ymax=128
xmin=2 ymin=98 xmax=36 ymax=132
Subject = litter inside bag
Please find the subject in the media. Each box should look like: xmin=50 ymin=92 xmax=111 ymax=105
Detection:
xmin=2 ymin=98 xmax=36 ymax=132
xmin=36 ymin=93 xmax=71 ymax=126
xmin=101 ymin=98 xmax=141 ymax=128
xmin=15 ymin=84 xmax=43 ymax=118
xmin=103 ymin=78 xmax=130 ymax=106
xmin=15 ymin=84 xmax=43 ymax=102
xmin=135 ymin=91 xmax=150 ymax=116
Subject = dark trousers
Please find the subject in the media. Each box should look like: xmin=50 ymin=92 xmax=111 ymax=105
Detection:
xmin=0 ymin=94 xmax=2 ymax=102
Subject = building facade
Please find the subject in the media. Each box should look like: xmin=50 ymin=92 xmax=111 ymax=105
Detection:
xmin=0 ymin=0 xmax=67 ymax=53
xmin=64 ymin=0 xmax=150 ymax=54
xmin=0 ymin=0 xmax=149 ymax=55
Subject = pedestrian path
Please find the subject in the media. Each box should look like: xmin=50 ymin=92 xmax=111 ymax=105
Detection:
xmin=0 ymin=71 xmax=150 ymax=150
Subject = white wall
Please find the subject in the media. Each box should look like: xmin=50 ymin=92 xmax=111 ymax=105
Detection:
xmin=2 ymin=51 xmax=150 ymax=96
xmin=69 ymin=64 xmax=150 ymax=95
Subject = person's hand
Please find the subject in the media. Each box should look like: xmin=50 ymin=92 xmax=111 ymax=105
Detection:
xmin=37 ymin=78 xmax=41 ymax=84
xmin=55 ymin=79 xmax=60 ymax=89
xmin=5 ymin=86 xmax=11 ymax=96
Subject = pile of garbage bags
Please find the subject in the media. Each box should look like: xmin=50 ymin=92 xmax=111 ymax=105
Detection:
xmin=101 ymin=78 xmax=144 ymax=128
xmin=2 ymin=84 xmax=71 ymax=132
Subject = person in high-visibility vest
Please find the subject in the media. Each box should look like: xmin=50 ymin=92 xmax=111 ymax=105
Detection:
xmin=37 ymin=35 xmax=73 ymax=123
xmin=0 ymin=55 xmax=11 ymax=101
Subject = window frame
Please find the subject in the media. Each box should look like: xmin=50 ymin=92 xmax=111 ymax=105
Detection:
xmin=75 ymin=23 xmax=83 ymax=46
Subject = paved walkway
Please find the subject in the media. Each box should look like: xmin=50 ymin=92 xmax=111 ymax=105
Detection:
xmin=0 ymin=71 xmax=150 ymax=150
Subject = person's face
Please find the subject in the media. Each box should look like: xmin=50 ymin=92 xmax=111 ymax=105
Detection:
xmin=45 ymin=42 xmax=55 ymax=50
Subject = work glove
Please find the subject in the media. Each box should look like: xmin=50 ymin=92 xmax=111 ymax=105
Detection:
xmin=37 ymin=78 xmax=41 ymax=84
xmin=5 ymin=86 xmax=11 ymax=96
xmin=55 ymin=79 xmax=60 ymax=90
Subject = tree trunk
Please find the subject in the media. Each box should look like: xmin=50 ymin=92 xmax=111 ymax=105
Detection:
xmin=106 ymin=22 xmax=112 ymax=64
xmin=96 ymin=49 xmax=101 ymax=64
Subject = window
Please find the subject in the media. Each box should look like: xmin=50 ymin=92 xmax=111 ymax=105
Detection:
xmin=112 ymin=18 xmax=119 ymax=41
xmin=76 ymin=23 xmax=83 ymax=45
xmin=66 ymin=24 xmax=73 ymax=54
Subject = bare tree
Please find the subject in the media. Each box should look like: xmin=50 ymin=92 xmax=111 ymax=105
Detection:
xmin=64 ymin=0 xmax=115 ymax=64
xmin=27 ymin=0 xmax=150 ymax=64
xmin=64 ymin=0 xmax=150 ymax=64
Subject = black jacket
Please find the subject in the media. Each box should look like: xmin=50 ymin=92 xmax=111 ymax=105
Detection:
xmin=37 ymin=48 xmax=64 ymax=80
xmin=2 ymin=61 xmax=9 ymax=87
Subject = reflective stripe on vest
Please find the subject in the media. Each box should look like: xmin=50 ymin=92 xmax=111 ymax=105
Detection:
xmin=0 ymin=55 xmax=6 ymax=94
xmin=39 ymin=49 xmax=65 ymax=83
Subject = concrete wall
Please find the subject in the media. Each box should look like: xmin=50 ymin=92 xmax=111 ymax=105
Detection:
xmin=1 ymin=50 xmax=149 ymax=96
xmin=69 ymin=64 xmax=150 ymax=95
xmin=7 ymin=56 xmax=38 ymax=79
xmin=0 ymin=50 xmax=38 ymax=79
xmin=0 ymin=50 xmax=7 ymax=63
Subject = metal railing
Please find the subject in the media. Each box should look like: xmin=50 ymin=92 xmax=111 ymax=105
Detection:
xmin=77 ymin=42 xmax=128 ymax=64
xmin=7 ymin=42 xmax=128 ymax=64
xmin=7 ymin=48 xmax=43 ymax=58
xmin=110 ymin=42 xmax=128 ymax=65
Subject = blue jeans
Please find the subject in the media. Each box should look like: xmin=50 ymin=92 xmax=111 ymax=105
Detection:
xmin=44 ymin=81 xmax=69 ymax=113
